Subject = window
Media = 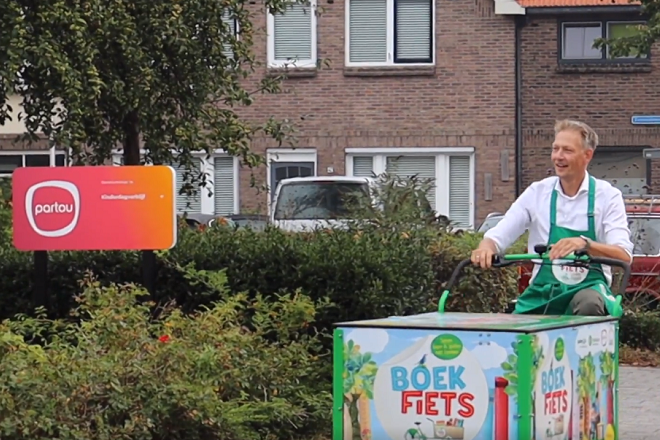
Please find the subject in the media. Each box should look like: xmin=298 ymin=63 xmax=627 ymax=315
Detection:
xmin=0 ymin=151 xmax=66 ymax=177
xmin=588 ymin=148 xmax=648 ymax=195
xmin=273 ymin=181 xmax=370 ymax=220
xmin=221 ymin=10 xmax=239 ymax=58
xmin=346 ymin=0 xmax=434 ymax=66
xmin=628 ymin=216 xmax=660 ymax=256
xmin=267 ymin=148 xmax=317 ymax=211
xmin=267 ymin=0 xmax=317 ymax=68
xmin=346 ymin=148 xmax=475 ymax=228
xmin=111 ymin=150 xmax=238 ymax=216
xmin=560 ymin=19 xmax=648 ymax=63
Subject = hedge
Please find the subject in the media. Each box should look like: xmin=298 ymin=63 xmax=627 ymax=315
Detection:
xmin=0 ymin=222 xmax=519 ymax=328
xmin=0 ymin=272 xmax=330 ymax=440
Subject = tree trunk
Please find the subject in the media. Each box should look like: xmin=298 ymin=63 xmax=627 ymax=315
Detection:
xmin=607 ymin=380 xmax=614 ymax=425
xmin=358 ymin=393 xmax=371 ymax=439
xmin=122 ymin=111 xmax=141 ymax=166
xmin=348 ymin=394 xmax=361 ymax=440
xmin=582 ymin=396 xmax=590 ymax=438
xmin=122 ymin=111 xmax=156 ymax=299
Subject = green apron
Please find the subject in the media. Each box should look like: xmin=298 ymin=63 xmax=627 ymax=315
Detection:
xmin=514 ymin=176 xmax=621 ymax=317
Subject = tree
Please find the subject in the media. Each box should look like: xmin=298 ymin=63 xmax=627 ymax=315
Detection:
xmin=577 ymin=354 xmax=597 ymax=439
xmin=500 ymin=334 xmax=545 ymax=435
xmin=598 ymin=351 xmax=615 ymax=426
xmin=343 ymin=339 xmax=378 ymax=440
xmin=0 ymin=0 xmax=316 ymax=297
xmin=594 ymin=3 xmax=660 ymax=58
xmin=0 ymin=0 xmax=313 ymax=190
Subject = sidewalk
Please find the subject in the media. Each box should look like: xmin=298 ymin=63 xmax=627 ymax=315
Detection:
xmin=620 ymin=366 xmax=660 ymax=439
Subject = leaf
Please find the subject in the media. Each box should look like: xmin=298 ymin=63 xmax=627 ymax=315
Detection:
xmin=501 ymin=361 xmax=513 ymax=371
xmin=504 ymin=384 xmax=518 ymax=396
xmin=503 ymin=372 xmax=518 ymax=384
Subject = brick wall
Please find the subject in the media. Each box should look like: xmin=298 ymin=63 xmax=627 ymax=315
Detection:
xmin=238 ymin=0 xmax=520 ymax=221
xmin=520 ymin=15 xmax=660 ymax=192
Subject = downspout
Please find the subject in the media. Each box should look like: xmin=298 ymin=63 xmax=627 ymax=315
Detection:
xmin=514 ymin=15 xmax=525 ymax=197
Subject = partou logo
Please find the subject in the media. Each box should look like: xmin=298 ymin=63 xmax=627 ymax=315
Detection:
xmin=25 ymin=180 xmax=81 ymax=237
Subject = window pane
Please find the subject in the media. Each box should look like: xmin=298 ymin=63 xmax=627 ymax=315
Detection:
xmin=273 ymin=181 xmax=370 ymax=220
xmin=273 ymin=2 xmax=313 ymax=62
xmin=562 ymin=24 xmax=602 ymax=59
xmin=349 ymin=0 xmax=387 ymax=63
xmin=0 ymin=155 xmax=22 ymax=173
xmin=395 ymin=0 xmax=432 ymax=61
xmin=589 ymin=149 xmax=647 ymax=195
xmin=25 ymin=154 xmax=50 ymax=167
xmin=607 ymin=22 xmax=646 ymax=58
xmin=55 ymin=154 xmax=65 ymax=166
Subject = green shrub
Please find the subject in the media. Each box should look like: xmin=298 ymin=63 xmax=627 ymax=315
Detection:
xmin=0 ymin=270 xmax=330 ymax=440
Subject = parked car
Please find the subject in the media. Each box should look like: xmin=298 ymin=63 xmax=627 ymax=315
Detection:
xmin=477 ymin=212 xmax=504 ymax=233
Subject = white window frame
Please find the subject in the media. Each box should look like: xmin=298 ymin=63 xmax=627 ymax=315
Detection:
xmin=266 ymin=148 xmax=317 ymax=213
xmin=0 ymin=149 xmax=69 ymax=177
xmin=345 ymin=0 xmax=436 ymax=68
xmin=266 ymin=0 xmax=318 ymax=69
xmin=110 ymin=148 xmax=239 ymax=215
xmin=345 ymin=147 xmax=475 ymax=228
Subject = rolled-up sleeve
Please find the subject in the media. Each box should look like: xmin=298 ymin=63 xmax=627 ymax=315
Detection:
xmin=602 ymin=190 xmax=634 ymax=262
xmin=484 ymin=184 xmax=534 ymax=253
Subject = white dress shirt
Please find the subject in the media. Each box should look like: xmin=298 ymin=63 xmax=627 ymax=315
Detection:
xmin=484 ymin=173 xmax=634 ymax=285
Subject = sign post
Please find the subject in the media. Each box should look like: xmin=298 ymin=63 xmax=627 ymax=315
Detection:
xmin=12 ymin=165 xmax=177 ymax=308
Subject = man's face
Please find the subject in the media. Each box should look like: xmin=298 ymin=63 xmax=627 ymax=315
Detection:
xmin=551 ymin=129 xmax=593 ymax=179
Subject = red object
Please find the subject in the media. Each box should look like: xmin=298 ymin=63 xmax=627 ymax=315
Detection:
xmin=12 ymin=166 xmax=177 ymax=251
xmin=158 ymin=335 xmax=171 ymax=343
xmin=494 ymin=377 xmax=509 ymax=440
xmin=607 ymin=381 xmax=614 ymax=425
xmin=569 ymin=370 xmax=573 ymax=440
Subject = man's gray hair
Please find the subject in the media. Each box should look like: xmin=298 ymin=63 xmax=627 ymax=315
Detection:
xmin=554 ymin=119 xmax=599 ymax=151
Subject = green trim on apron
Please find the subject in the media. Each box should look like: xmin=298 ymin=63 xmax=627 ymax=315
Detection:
xmin=514 ymin=176 xmax=621 ymax=317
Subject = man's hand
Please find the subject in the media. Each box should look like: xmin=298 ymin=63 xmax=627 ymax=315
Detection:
xmin=471 ymin=238 xmax=498 ymax=269
xmin=548 ymin=237 xmax=588 ymax=260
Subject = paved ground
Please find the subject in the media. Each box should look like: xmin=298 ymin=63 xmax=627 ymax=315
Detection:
xmin=620 ymin=366 xmax=660 ymax=439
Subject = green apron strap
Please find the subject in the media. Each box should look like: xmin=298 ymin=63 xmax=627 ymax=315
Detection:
xmin=587 ymin=176 xmax=596 ymax=233
xmin=549 ymin=180 xmax=559 ymax=232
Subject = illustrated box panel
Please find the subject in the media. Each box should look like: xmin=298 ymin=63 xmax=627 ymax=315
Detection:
xmin=334 ymin=318 xmax=618 ymax=440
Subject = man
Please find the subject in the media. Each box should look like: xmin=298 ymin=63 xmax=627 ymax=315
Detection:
xmin=472 ymin=119 xmax=633 ymax=316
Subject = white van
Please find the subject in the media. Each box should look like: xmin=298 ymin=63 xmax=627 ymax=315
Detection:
xmin=270 ymin=176 xmax=377 ymax=232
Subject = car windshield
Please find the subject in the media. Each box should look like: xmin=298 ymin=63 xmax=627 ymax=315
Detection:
xmin=628 ymin=216 xmax=660 ymax=256
xmin=478 ymin=216 xmax=503 ymax=233
xmin=273 ymin=181 xmax=370 ymax=220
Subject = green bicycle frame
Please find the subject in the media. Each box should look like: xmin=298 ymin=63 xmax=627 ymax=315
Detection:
xmin=437 ymin=251 xmax=624 ymax=315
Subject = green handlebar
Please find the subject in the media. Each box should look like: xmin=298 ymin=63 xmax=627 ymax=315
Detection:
xmin=437 ymin=251 xmax=627 ymax=316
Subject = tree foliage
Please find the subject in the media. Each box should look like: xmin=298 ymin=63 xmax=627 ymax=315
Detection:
xmin=594 ymin=3 xmax=660 ymax=58
xmin=0 ymin=0 xmax=311 ymax=192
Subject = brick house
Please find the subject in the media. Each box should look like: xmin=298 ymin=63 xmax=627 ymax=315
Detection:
xmin=517 ymin=0 xmax=660 ymax=196
xmin=1 ymin=0 xmax=657 ymax=226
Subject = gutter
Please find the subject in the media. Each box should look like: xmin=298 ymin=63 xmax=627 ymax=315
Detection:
xmin=514 ymin=15 xmax=525 ymax=197
xmin=525 ymin=5 xmax=641 ymax=14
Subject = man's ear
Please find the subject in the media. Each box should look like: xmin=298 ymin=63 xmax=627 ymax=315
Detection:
xmin=585 ymin=148 xmax=594 ymax=161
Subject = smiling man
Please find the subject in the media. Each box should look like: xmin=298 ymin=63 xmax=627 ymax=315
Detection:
xmin=471 ymin=119 xmax=633 ymax=316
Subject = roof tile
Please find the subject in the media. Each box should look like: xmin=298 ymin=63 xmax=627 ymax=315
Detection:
xmin=518 ymin=0 xmax=639 ymax=7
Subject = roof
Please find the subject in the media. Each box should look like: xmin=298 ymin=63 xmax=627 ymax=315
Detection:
xmin=517 ymin=0 xmax=638 ymax=7
xmin=278 ymin=176 xmax=374 ymax=184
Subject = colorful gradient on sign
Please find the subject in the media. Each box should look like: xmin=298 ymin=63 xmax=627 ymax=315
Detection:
xmin=12 ymin=166 xmax=177 ymax=251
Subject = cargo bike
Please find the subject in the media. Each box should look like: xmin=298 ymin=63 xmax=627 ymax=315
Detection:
xmin=333 ymin=245 xmax=630 ymax=440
